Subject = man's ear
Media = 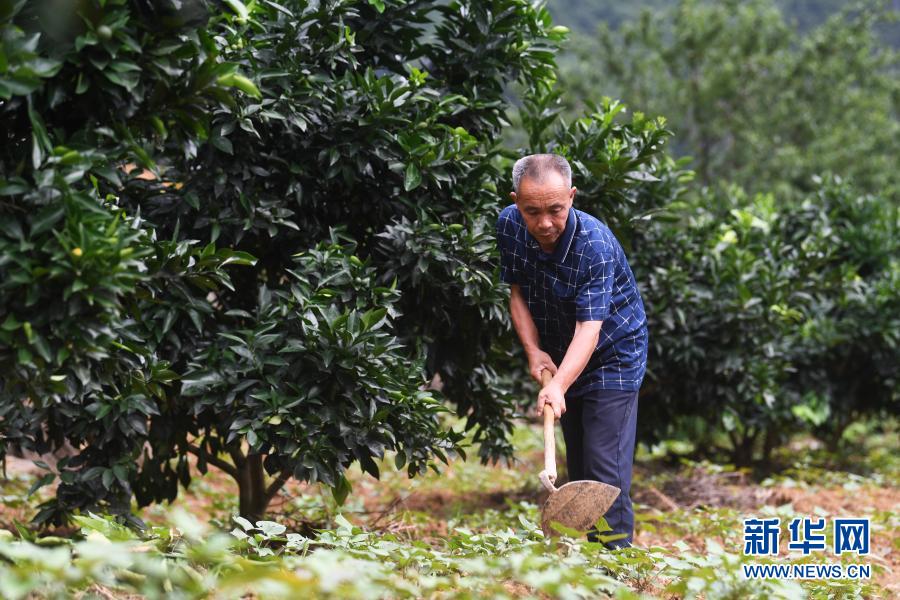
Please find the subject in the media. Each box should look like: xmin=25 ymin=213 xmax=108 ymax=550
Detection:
xmin=509 ymin=191 xmax=517 ymax=202
xmin=569 ymin=187 xmax=577 ymax=201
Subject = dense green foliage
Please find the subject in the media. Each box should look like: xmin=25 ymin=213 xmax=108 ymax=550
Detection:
xmin=0 ymin=0 xmax=574 ymax=523
xmin=0 ymin=509 xmax=853 ymax=599
xmin=639 ymin=177 xmax=898 ymax=461
xmin=558 ymin=0 xmax=900 ymax=198
xmin=518 ymin=89 xmax=692 ymax=252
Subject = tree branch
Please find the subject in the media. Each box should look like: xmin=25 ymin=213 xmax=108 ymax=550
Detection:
xmin=186 ymin=444 xmax=239 ymax=480
xmin=264 ymin=471 xmax=292 ymax=504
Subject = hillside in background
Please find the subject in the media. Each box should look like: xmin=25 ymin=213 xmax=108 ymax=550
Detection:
xmin=541 ymin=0 xmax=900 ymax=199
xmin=548 ymin=0 xmax=900 ymax=45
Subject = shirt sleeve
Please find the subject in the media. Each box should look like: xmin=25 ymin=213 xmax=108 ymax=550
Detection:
xmin=496 ymin=215 xmax=522 ymax=285
xmin=575 ymin=252 xmax=615 ymax=322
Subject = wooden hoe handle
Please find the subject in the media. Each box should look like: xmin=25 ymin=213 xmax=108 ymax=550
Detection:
xmin=539 ymin=369 xmax=558 ymax=492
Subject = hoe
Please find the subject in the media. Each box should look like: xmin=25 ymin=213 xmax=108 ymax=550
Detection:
xmin=538 ymin=370 xmax=621 ymax=538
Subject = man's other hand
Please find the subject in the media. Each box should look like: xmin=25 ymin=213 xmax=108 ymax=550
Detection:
xmin=527 ymin=350 xmax=557 ymax=384
xmin=537 ymin=379 xmax=566 ymax=419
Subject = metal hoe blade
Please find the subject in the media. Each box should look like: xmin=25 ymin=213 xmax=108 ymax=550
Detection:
xmin=535 ymin=370 xmax=621 ymax=538
xmin=540 ymin=480 xmax=620 ymax=537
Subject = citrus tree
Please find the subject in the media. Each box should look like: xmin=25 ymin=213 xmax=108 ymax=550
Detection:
xmin=0 ymin=0 xmax=572 ymax=524
xmin=637 ymin=176 xmax=898 ymax=464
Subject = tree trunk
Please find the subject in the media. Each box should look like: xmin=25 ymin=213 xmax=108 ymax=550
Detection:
xmin=762 ymin=429 xmax=780 ymax=465
xmin=730 ymin=428 xmax=758 ymax=467
xmin=237 ymin=454 xmax=269 ymax=522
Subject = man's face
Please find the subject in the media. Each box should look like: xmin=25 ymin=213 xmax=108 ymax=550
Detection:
xmin=510 ymin=171 xmax=577 ymax=251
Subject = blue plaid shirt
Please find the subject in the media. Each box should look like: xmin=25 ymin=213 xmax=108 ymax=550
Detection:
xmin=496 ymin=204 xmax=648 ymax=394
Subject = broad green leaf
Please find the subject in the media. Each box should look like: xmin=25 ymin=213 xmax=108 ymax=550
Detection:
xmin=218 ymin=73 xmax=261 ymax=98
xmin=224 ymin=0 xmax=249 ymax=21
xmin=404 ymin=163 xmax=422 ymax=191
xmin=331 ymin=474 xmax=352 ymax=506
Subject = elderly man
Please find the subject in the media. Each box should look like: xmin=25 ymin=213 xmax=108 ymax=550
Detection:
xmin=496 ymin=153 xmax=648 ymax=547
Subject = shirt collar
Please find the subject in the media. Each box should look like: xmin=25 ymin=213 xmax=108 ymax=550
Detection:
xmin=528 ymin=207 xmax=577 ymax=263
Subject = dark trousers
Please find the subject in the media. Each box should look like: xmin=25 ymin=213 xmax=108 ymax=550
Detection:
xmin=560 ymin=387 xmax=639 ymax=548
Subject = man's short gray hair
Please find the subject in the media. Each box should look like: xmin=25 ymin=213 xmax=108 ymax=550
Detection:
xmin=512 ymin=153 xmax=572 ymax=194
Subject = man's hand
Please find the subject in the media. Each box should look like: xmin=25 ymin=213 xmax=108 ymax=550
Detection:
xmin=537 ymin=376 xmax=566 ymax=419
xmin=527 ymin=350 xmax=558 ymax=384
